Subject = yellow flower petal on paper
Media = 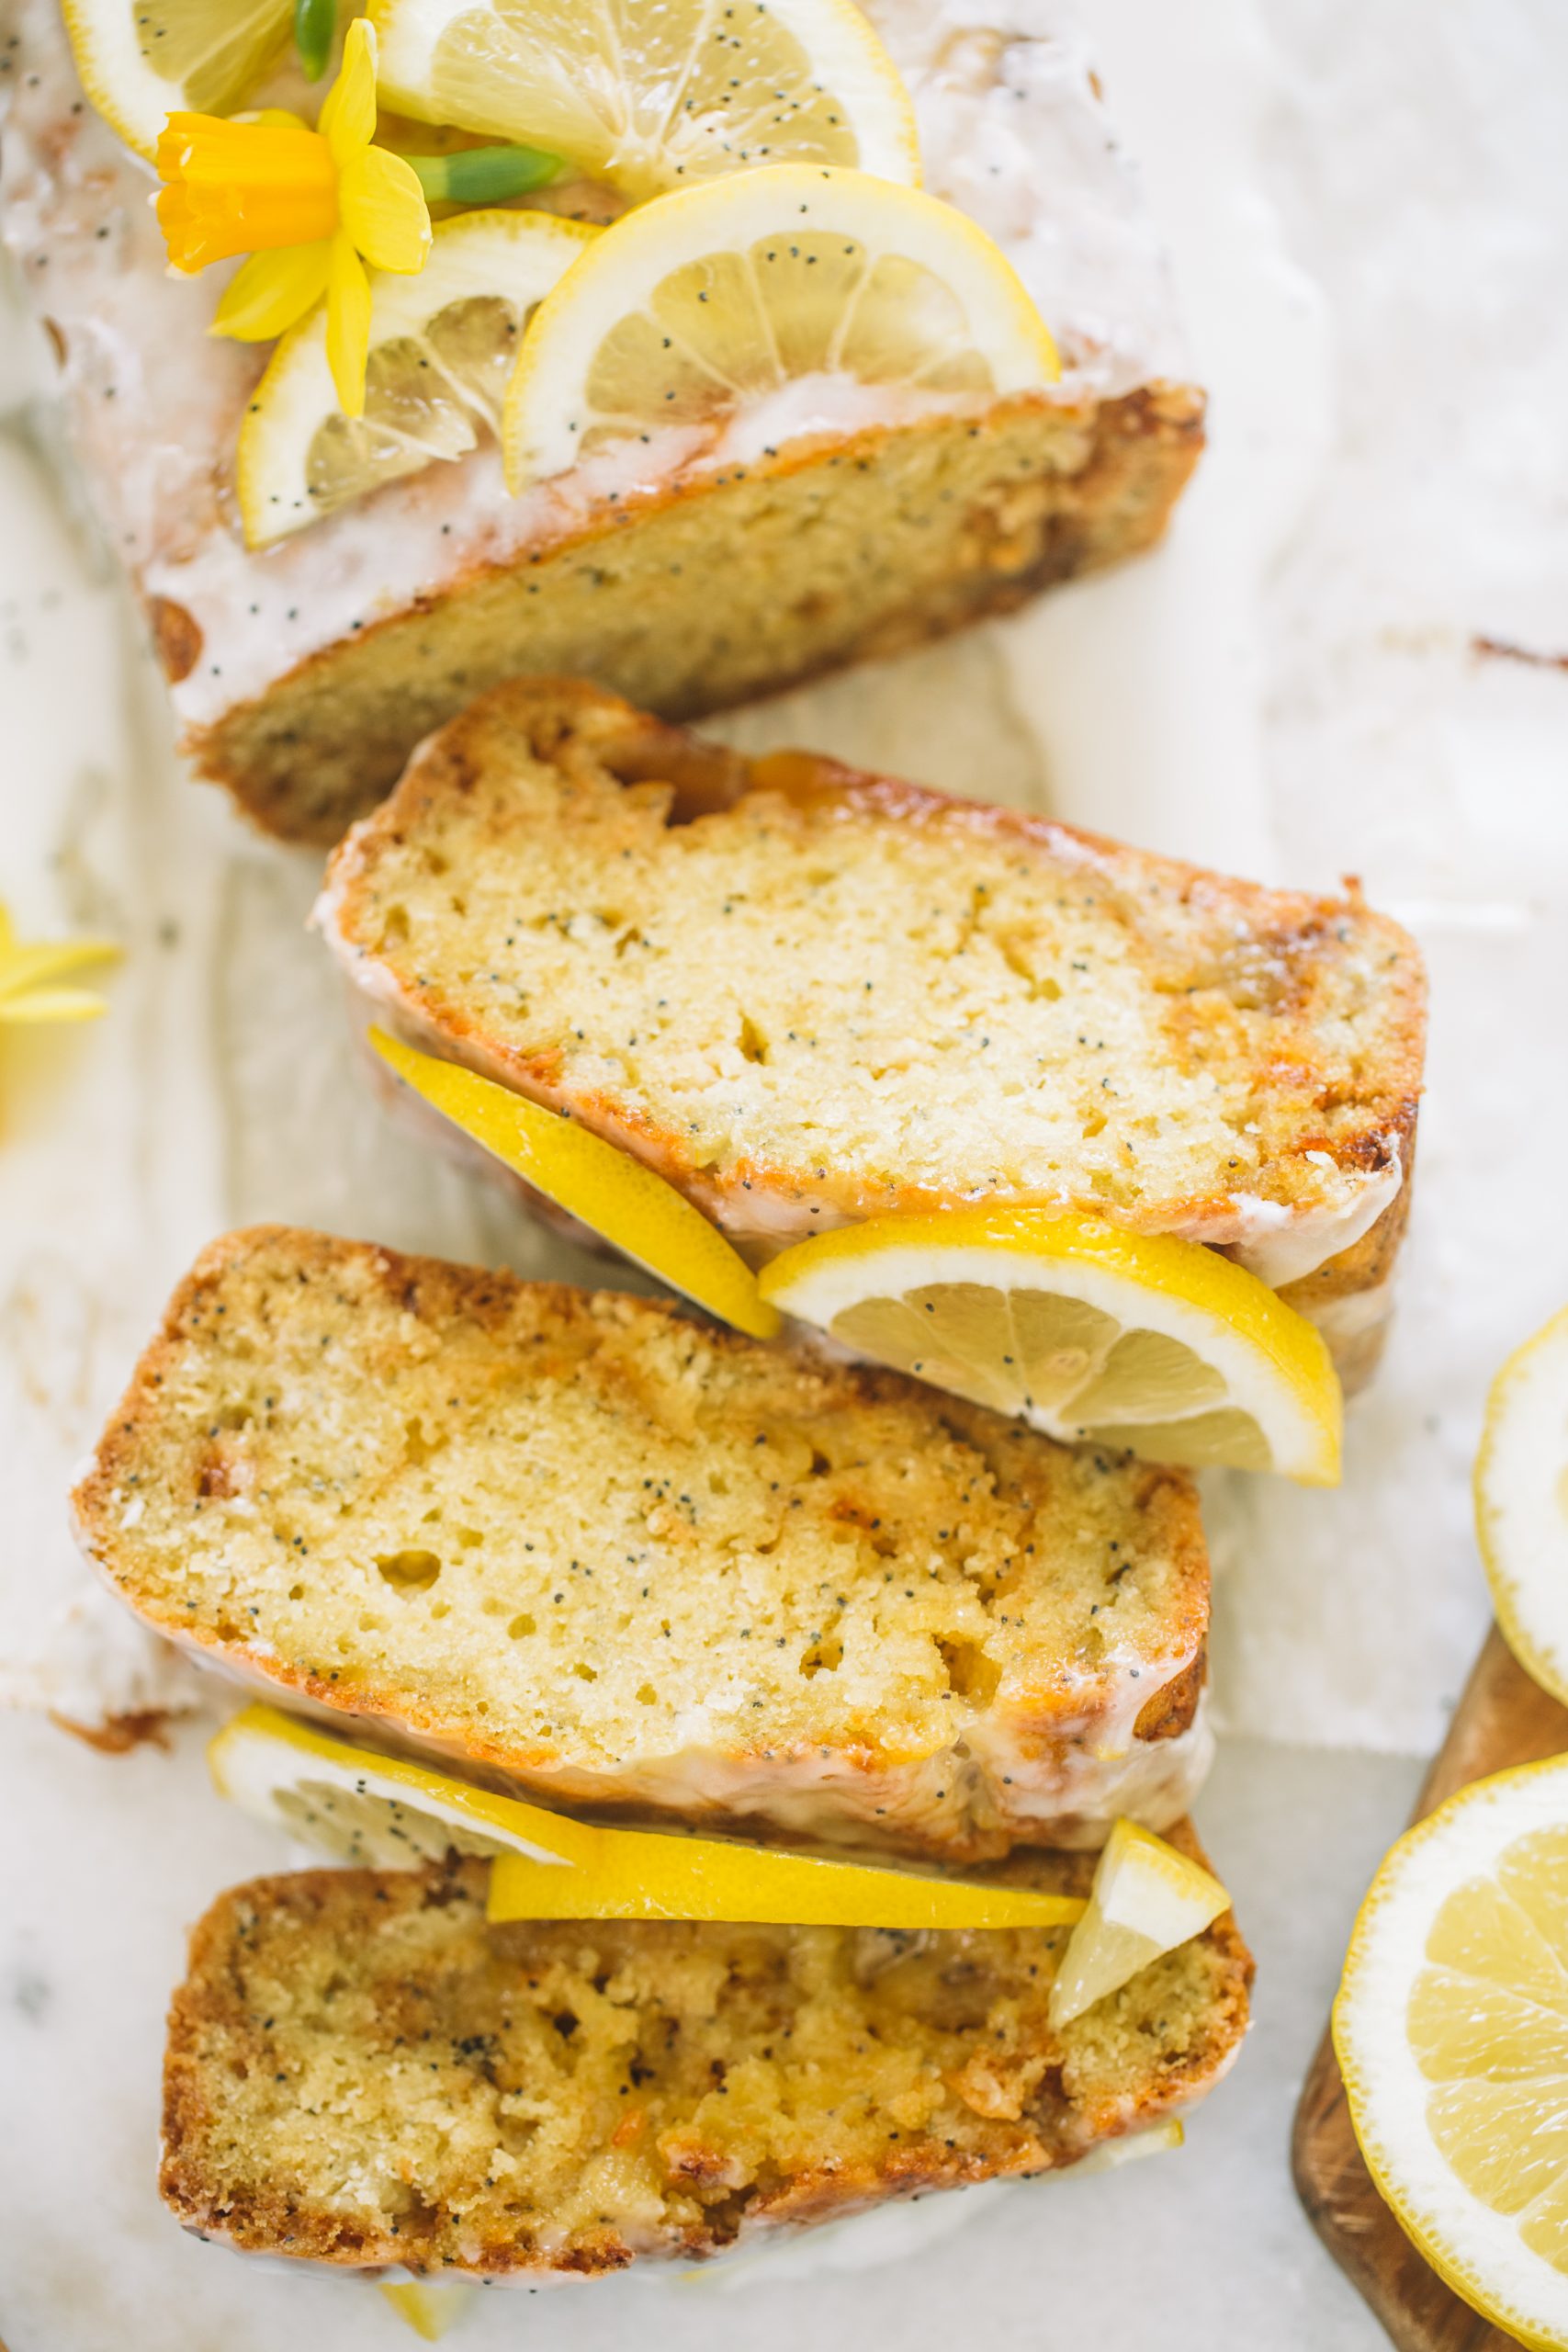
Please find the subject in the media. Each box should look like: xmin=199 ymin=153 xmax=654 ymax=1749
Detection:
xmin=0 ymin=987 xmax=111 ymax=1024
xmin=337 ymin=145 xmax=431 ymax=275
xmin=320 ymin=17 xmax=378 ymax=163
xmin=325 ymin=232 xmax=372 ymax=414
xmin=211 ymin=242 xmax=332 ymax=341
xmin=0 ymin=906 xmax=118 ymax=1035
xmin=0 ymin=934 xmax=118 ymax=1001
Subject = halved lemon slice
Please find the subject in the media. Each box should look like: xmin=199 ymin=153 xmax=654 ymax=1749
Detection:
xmin=62 ymin=0 xmax=294 ymax=161
xmin=209 ymin=1701 xmax=583 ymax=1868
xmin=759 ymin=1205 xmax=1343 ymax=1482
xmin=370 ymin=0 xmax=920 ymax=205
xmin=370 ymin=1027 xmax=779 ymax=1339
xmin=238 ymin=209 xmax=597 ymax=547
xmin=1048 ymin=1819 xmax=1229 ymax=2030
xmin=502 ymin=163 xmax=1059 ymax=489
xmin=1334 ymin=1755 xmax=1568 ymax=2351
xmin=209 ymin=1703 xmax=1089 ymax=1933
xmin=1475 ymin=1306 xmax=1568 ymax=1708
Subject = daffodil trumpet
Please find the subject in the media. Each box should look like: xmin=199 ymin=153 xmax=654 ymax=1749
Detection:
xmin=408 ymin=143 xmax=562 ymax=207
xmin=154 ymin=18 xmax=430 ymax=417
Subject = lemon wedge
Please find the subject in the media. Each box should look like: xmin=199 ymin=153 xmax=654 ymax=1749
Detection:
xmin=759 ymin=1204 xmax=1343 ymax=1482
xmin=1475 ymin=1306 xmax=1568 ymax=1708
xmin=238 ymin=209 xmax=597 ymax=547
xmin=370 ymin=0 xmax=920 ymax=205
xmin=379 ymin=2281 xmax=476 ymax=2341
xmin=1334 ymin=1755 xmax=1568 ymax=2351
xmin=502 ymin=163 xmax=1059 ymax=489
xmin=1048 ymin=1820 xmax=1229 ymax=2030
xmin=209 ymin=1702 xmax=1089 ymax=1934
xmin=369 ymin=1027 xmax=779 ymax=1338
xmin=62 ymin=0 xmax=293 ymax=159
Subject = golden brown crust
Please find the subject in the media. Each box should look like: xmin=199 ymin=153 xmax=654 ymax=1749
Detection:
xmin=190 ymin=387 xmax=1205 ymax=844
xmin=161 ymin=1839 xmax=1251 ymax=2276
xmin=322 ymin=676 xmax=1426 ymax=1305
xmin=74 ymin=1227 xmax=1211 ymax=1861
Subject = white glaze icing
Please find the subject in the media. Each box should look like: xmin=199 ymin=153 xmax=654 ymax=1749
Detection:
xmin=71 ymin=1442 xmax=1209 ymax=1859
xmin=320 ymin=881 xmax=1405 ymax=1295
xmin=0 ymin=0 xmax=1188 ymax=729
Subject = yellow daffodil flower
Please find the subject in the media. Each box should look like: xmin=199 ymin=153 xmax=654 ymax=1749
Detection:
xmin=154 ymin=18 xmax=430 ymax=417
xmin=0 ymin=901 xmax=118 ymax=1028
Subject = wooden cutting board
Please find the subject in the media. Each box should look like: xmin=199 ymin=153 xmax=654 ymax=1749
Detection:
xmin=1292 ymin=1624 xmax=1568 ymax=2350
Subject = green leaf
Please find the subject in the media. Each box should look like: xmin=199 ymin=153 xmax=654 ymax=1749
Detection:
xmin=409 ymin=145 xmax=563 ymax=207
xmin=294 ymin=0 xmax=335 ymax=82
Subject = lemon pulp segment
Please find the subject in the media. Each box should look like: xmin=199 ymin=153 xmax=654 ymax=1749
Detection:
xmin=1335 ymin=1756 xmax=1568 ymax=2350
xmin=371 ymin=0 xmax=920 ymax=202
xmin=238 ymin=209 xmax=597 ymax=545
xmin=761 ymin=1204 xmax=1343 ymax=1482
xmin=503 ymin=164 xmax=1058 ymax=487
xmin=63 ymin=0 xmax=293 ymax=157
xmin=1048 ymin=1819 xmax=1229 ymax=2029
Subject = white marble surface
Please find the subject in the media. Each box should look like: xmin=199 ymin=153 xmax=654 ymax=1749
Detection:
xmin=3 ymin=0 xmax=1567 ymax=2344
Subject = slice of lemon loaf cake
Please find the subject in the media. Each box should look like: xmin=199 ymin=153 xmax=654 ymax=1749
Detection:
xmin=319 ymin=680 xmax=1427 ymax=1384
xmin=2 ymin=0 xmax=1201 ymax=843
xmin=161 ymin=1846 xmax=1252 ymax=2276
xmin=72 ymin=1227 xmax=1211 ymax=1860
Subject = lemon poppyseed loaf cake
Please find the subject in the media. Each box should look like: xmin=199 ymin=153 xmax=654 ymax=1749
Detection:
xmin=1 ymin=0 xmax=1201 ymax=844
xmin=72 ymin=1227 xmax=1211 ymax=1859
xmin=161 ymin=1846 xmax=1252 ymax=2276
xmin=319 ymin=680 xmax=1427 ymax=1385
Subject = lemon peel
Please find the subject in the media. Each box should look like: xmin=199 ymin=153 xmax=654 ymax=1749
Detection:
xmin=370 ymin=1027 xmax=778 ymax=1337
xmin=209 ymin=1703 xmax=1089 ymax=1934
xmin=1474 ymin=1305 xmax=1568 ymax=1708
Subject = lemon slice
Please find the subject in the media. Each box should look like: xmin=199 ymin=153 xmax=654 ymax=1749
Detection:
xmin=62 ymin=0 xmax=294 ymax=161
xmin=1048 ymin=1819 xmax=1229 ymax=2030
xmin=238 ymin=209 xmax=597 ymax=547
xmin=209 ymin=1703 xmax=1089 ymax=1933
xmin=370 ymin=0 xmax=920 ymax=205
xmin=502 ymin=163 xmax=1059 ymax=489
xmin=370 ymin=1027 xmax=780 ymax=1338
xmin=209 ymin=1702 xmax=581 ymax=1867
xmin=1334 ymin=1756 xmax=1568 ymax=2351
xmin=1475 ymin=1306 xmax=1568 ymax=1708
xmin=759 ymin=1205 xmax=1343 ymax=1482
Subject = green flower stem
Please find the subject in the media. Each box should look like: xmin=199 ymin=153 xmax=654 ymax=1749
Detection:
xmin=409 ymin=145 xmax=564 ymax=206
xmin=293 ymin=0 xmax=335 ymax=81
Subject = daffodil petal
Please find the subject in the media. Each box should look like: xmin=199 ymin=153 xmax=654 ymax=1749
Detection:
xmin=338 ymin=147 xmax=431 ymax=275
xmin=325 ymin=233 xmax=372 ymax=417
xmin=320 ymin=17 xmax=378 ymax=164
xmin=0 ymin=939 xmax=119 ymax=1001
xmin=0 ymin=906 xmax=14 ymax=958
xmin=212 ymin=244 xmax=332 ymax=341
xmin=0 ymin=987 xmax=110 ymax=1023
xmin=232 ymin=109 xmax=312 ymax=131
